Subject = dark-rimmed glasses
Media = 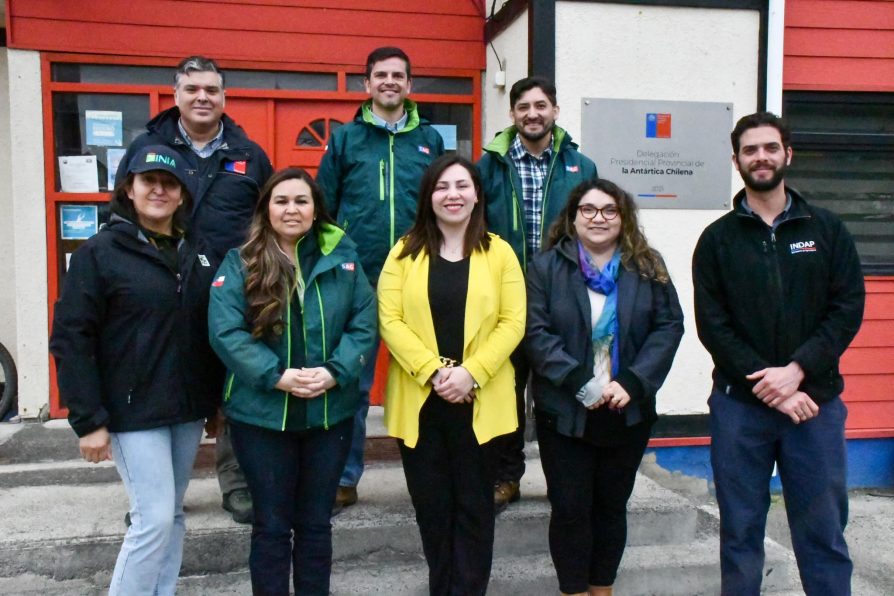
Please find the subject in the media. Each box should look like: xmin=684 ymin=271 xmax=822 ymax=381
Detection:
xmin=577 ymin=204 xmax=619 ymax=221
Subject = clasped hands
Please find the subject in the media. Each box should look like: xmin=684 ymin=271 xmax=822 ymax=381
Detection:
xmin=276 ymin=367 xmax=336 ymax=399
xmin=577 ymin=379 xmax=630 ymax=411
xmin=432 ymin=366 xmax=476 ymax=404
xmin=746 ymin=362 xmax=819 ymax=424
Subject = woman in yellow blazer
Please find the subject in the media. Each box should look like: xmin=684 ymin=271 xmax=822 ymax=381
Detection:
xmin=378 ymin=154 xmax=525 ymax=596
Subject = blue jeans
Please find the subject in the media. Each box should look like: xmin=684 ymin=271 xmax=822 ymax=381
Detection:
xmin=230 ymin=417 xmax=353 ymax=596
xmin=710 ymin=388 xmax=852 ymax=596
xmin=339 ymin=335 xmax=378 ymax=487
xmin=109 ymin=420 xmax=205 ymax=596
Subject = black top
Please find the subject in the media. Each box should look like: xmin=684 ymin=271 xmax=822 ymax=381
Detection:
xmin=428 ymin=255 xmax=470 ymax=364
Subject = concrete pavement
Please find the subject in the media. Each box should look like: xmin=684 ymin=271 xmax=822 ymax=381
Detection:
xmin=1 ymin=416 xmax=892 ymax=595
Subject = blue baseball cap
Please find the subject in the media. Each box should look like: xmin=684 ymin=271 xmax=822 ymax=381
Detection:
xmin=127 ymin=145 xmax=188 ymax=188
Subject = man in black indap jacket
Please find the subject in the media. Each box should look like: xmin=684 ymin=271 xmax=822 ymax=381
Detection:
xmin=116 ymin=56 xmax=273 ymax=524
xmin=693 ymin=112 xmax=864 ymax=596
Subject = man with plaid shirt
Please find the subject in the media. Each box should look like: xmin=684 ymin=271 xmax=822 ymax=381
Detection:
xmin=477 ymin=76 xmax=598 ymax=511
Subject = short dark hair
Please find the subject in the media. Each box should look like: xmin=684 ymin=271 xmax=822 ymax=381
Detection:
xmin=109 ymin=173 xmax=192 ymax=233
xmin=399 ymin=155 xmax=490 ymax=260
xmin=730 ymin=111 xmax=791 ymax=154
xmin=365 ymin=47 xmax=411 ymax=80
xmin=174 ymin=55 xmax=225 ymax=88
xmin=509 ymin=76 xmax=557 ymax=109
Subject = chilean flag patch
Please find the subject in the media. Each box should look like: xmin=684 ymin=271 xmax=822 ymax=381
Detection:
xmin=341 ymin=262 xmax=355 ymax=271
xmin=225 ymin=160 xmax=247 ymax=174
xmin=566 ymin=165 xmax=579 ymax=172
xmin=418 ymin=145 xmax=430 ymax=155
xmin=212 ymin=275 xmax=226 ymax=287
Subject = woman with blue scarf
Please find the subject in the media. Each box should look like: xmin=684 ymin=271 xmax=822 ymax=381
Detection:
xmin=525 ymin=179 xmax=684 ymax=596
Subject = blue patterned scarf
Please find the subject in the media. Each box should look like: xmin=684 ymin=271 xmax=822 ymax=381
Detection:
xmin=578 ymin=242 xmax=621 ymax=377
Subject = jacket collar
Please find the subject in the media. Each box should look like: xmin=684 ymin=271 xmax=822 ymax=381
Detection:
xmin=732 ymin=185 xmax=812 ymax=220
xmin=484 ymin=125 xmax=575 ymax=158
xmin=106 ymin=213 xmax=185 ymax=250
xmin=146 ymin=107 xmax=252 ymax=151
xmin=353 ymin=99 xmax=424 ymax=132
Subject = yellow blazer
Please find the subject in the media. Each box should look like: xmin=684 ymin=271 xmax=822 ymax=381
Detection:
xmin=378 ymin=234 xmax=526 ymax=448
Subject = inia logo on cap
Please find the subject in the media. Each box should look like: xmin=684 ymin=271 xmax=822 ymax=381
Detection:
xmin=146 ymin=152 xmax=176 ymax=167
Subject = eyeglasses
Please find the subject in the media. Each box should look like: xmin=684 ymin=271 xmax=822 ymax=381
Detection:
xmin=577 ymin=205 xmax=619 ymax=221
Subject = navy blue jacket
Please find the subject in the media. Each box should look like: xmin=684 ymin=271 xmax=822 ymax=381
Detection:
xmin=525 ymin=237 xmax=684 ymax=438
xmin=693 ymin=187 xmax=865 ymax=405
xmin=116 ymin=107 xmax=273 ymax=263
xmin=50 ymin=217 xmax=224 ymax=437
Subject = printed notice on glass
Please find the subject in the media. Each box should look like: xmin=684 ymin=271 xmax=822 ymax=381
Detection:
xmin=60 ymin=204 xmax=98 ymax=240
xmin=107 ymin=147 xmax=127 ymax=190
xmin=59 ymin=156 xmax=100 ymax=193
xmin=86 ymin=110 xmax=123 ymax=146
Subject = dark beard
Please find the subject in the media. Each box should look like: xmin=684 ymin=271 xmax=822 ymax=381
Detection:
xmin=740 ymin=162 xmax=786 ymax=192
xmin=518 ymin=121 xmax=553 ymax=144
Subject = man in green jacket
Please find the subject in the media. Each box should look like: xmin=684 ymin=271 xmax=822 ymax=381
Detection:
xmin=317 ymin=47 xmax=445 ymax=511
xmin=477 ymin=76 xmax=598 ymax=512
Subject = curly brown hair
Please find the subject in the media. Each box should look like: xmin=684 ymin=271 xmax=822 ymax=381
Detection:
xmin=240 ymin=168 xmax=336 ymax=338
xmin=546 ymin=178 xmax=670 ymax=283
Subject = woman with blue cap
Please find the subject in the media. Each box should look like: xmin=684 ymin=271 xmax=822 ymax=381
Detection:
xmin=50 ymin=144 xmax=224 ymax=596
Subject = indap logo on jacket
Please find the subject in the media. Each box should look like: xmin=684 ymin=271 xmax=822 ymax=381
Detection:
xmin=789 ymin=240 xmax=817 ymax=254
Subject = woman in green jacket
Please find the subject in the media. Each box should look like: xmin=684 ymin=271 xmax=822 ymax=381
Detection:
xmin=208 ymin=168 xmax=376 ymax=596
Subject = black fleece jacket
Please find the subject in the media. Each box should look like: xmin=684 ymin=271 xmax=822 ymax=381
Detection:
xmin=692 ymin=187 xmax=865 ymax=405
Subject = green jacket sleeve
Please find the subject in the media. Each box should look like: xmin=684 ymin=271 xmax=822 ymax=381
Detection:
xmin=208 ymin=251 xmax=284 ymax=391
xmin=316 ymin=131 xmax=342 ymax=219
xmin=324 ymin=261 xmax=378 ymax=386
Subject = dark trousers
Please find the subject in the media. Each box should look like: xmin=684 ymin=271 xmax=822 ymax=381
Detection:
xmin=230 ymin=418 xmax=353 ymax=596
xmin=710 ymin=389 xmax=852 ymax=596
xmin=215 ymin=420 xmax=248 ymax=495
xmin=537 ymin=419 xmax=648 ymax=593
xmin=492 ymin=346 xmax=528 ymax=483
xmin=399 ymin=396 xmax=497 ymax=596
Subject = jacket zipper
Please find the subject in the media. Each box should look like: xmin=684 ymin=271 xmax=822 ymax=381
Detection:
xmin=129 ymin=247 xmax=186 ymax=406
xmin=507 ymin=173 xmax=526 ymax=268
xmin=379 ymin=160 xmax=386 ymax=202
xmin=314 ymin=281 xmax=329 ymax=430
xmin=281 ymin=286 xmax=292 ymax=431
xmin=538 ymin=151 xmax=560 ymax=245
xmin=388 ymin=135 xmax=396 ymax=247
xmin=224 ymin=373 xmax=235 ymax=402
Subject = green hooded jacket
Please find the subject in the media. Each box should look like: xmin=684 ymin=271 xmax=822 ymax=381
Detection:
xmin=208 ymin=224 xmax=377 ymax=432
xmin=477 ymin=125 xmax=598 ymax=269
xmin=316 ymin=100 xmax=445 ymax=284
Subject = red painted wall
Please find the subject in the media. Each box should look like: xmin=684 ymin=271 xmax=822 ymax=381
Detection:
xmin=785 ymin=2 xmax=894 ymax=435
xmin=785 ymin=0 xmax=894 ymax=91
xmin=7 ymin=0 xmax=486 ymax=72
xmin=841 ymin=279 xmax=894 ymax=434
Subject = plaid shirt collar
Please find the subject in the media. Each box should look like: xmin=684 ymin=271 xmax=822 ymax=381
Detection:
xmin=509 ymin=132 xmax=553 ymax=163
xmin=178 ymin=119 xmax=225 ymax=158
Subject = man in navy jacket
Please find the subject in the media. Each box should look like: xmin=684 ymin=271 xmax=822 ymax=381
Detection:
xmin=693 ymin=112 xmax=864 ymax=595
xmin=117 ymin=56 xmax=273 ymax=524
